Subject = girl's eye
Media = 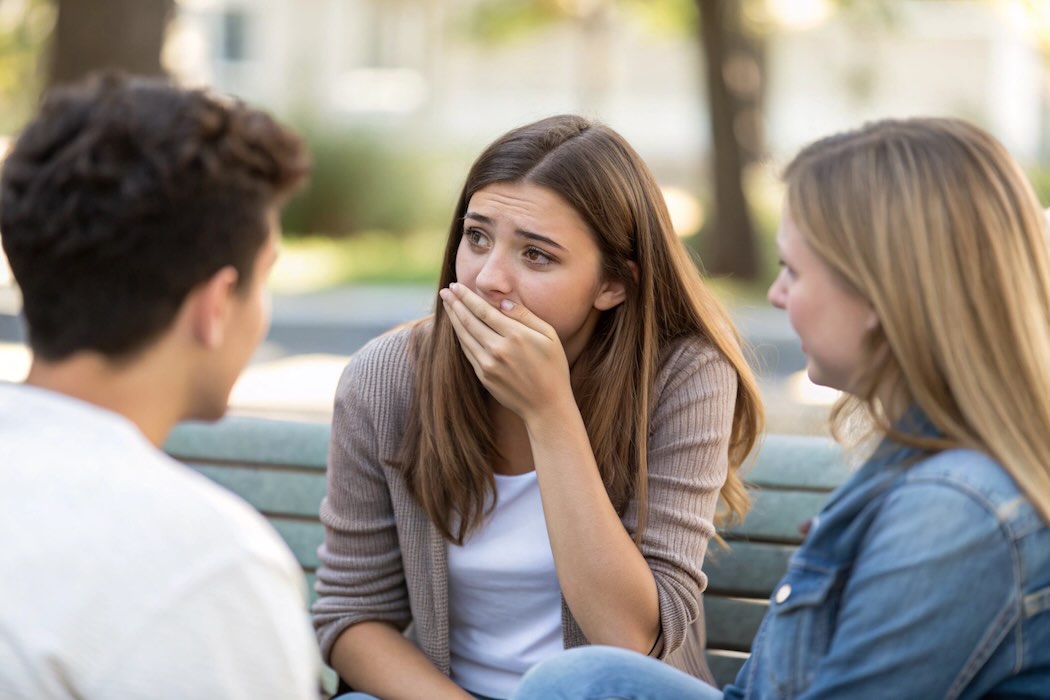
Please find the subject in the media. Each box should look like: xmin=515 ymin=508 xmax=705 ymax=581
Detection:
xmin=464 ymin=228 xmax=489 ymax=247
xmin=778 ymin=259 xmax=797 ymax=280
xmin=523 ymin=246 xmax=553 ymax=266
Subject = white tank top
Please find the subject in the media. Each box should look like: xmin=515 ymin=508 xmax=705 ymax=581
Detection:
xmin=447 ymin=471 xmax=564 ymax=698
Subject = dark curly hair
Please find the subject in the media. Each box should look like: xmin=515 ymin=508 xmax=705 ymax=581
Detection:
xmin=0 ymin=73 xmax=309 ymax=360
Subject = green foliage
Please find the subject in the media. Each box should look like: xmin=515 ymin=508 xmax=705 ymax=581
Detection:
xmin=459 ymin=0 xmax=699 ymax=43
xmin=271 ymin=230 xmax=445 ymax=292
xmin=280 ymin=122 xmax=447 ymax=239
xmin=0 ymin=0 xmax=55 ymax=134
xmin=457 ymin=0 xmax=568 ymax=44
xmin=1028 ymin=166 xmax=1050 ymax=208
xmin=620 ymin=0 xmax=697 ymax=35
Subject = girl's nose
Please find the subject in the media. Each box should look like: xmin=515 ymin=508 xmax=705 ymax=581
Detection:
xmin=475 ymin=252 xmax=512 ymax=297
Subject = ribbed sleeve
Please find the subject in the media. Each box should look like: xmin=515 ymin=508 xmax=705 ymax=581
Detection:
xmin=560 ymin=337 xmax=736 ymax=673
xmin=312 ymin=328 xmax=418 ymax=663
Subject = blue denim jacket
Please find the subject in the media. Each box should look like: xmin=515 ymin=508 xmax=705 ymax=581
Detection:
xmin=726 ymin=430 xmax=1050 ymax=699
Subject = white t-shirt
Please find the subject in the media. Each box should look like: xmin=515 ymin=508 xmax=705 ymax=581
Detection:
xmin=0 ymin=382 xmax=321 ymax=699
xmin=447 ymin=470 xmax=564 ymax=699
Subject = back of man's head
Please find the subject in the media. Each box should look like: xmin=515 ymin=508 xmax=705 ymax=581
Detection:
xmin=0 ymin=73 xmax=308 ymax=361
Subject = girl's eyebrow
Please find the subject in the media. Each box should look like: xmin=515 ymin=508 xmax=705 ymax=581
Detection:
xmin=464 ymin=211 xmax=567 ymax=251
xmin=516 ymin=230 xmax=565 ymax=251
xmin=463 ymin=211 xmax=492 ymax=224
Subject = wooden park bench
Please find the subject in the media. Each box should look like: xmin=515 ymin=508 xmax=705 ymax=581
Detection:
xmin=164 ymin=416 xmax=848 ymax=689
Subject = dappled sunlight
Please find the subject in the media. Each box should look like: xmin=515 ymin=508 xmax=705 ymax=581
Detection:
xmin=785 ymin=369 xmax=840 ymax=406
xmin=270 ymin=243 xmax=350 ymax=294
xmin=0 ymin=341 xmax=29 ymax=382
xmin=766 ymin=0 xmax=831 ymax=30
xmin=228 ymin=353 xmax=348 ymax=421
xmin=661 ymin=186 xmax=704 ymax=238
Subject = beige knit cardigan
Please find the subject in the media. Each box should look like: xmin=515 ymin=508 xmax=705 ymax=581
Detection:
xmin=312 ymin=325 xmax=737 ymax=684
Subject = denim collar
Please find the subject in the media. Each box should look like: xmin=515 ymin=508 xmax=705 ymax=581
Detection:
xmin=823 ymin=406 xmax=942 ymax=514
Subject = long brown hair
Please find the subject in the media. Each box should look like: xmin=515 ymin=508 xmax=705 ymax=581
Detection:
xmin=785 ymin=117 xmax=1050 ymax=523
xmin=403 ymin=115 xmax=763 ymax=544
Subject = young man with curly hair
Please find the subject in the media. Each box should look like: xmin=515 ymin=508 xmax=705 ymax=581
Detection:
xmin=0 ymin=74 xmax=321 ymax=698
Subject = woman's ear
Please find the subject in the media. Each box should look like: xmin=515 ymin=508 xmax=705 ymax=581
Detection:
xmin=594 ymin=262 xmax=637 ymax=311
xmin=594 ymin=281 xmax=626 ymax=311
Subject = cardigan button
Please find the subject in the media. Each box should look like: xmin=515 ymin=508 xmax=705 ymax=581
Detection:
xmin=775 ymin=583 xmax=792 ymax=604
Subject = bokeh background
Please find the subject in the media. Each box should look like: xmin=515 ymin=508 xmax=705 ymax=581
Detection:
xmin=2 ymin=0 xmax=1049 ymax=432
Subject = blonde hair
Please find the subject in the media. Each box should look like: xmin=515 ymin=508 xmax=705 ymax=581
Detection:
xmin=402 ymin=115 xmax=763 ymax=544
xmin=785 ymin=117 xmax=1050 ymax=523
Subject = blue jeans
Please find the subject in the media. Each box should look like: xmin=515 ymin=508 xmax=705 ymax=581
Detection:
xmin=512 ymin=646 xmax=721 ymax=699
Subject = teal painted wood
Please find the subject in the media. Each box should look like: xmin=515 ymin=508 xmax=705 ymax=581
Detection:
xmin=704 ymin=596 xmax=768 ymax=652
xmin=745 ymin=434 xmax=848 ymax=490
xmin=721 ymin=490 xmax=829 ymax=544
xmin=188 ymin=464 xmax=326 ymax=518
xmin=165 ymin=416 xmax=330 ymax=469
xmin=705 ymin=541 xmax=797 ymax=597
xmin=270 ymin=519 xmax=325 ymax=570
xmin=163 ymin=416 xmax=849 ymax=691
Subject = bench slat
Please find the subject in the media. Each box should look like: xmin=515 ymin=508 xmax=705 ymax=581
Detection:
xmin=706 ymin=649 xmax=748 ymax=689
xmin=164 ymin=417 xmax=850 ymax=681
xmin=188 ymin=464 xmax=327 ymax=518
xmin=720 ymin=489 xmax=829 ymax=544
xmin=746 ymin=434 xmax=848 ymax=490
xmin=165 ymin=417 xmax=330 ymax=469
xmin=270 ymin=518 xmax=325 ymax=570
xmin=705 ymin=541 xmax=793 ymax=598
xmin=704 ymin=595 xmax=768 ymax=652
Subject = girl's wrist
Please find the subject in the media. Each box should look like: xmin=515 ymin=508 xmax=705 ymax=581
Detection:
xmin=522 ymin=390 xmax=583 ymax=437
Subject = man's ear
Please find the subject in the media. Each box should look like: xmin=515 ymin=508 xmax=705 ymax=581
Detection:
xmin=187 ymin=266 xmax=240 ymax=349
xmin=594 ymin=261 xmax=637 ymax=311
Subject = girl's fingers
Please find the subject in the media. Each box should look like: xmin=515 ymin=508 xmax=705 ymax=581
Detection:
xmin=495 ymin=296 xmax=555 ymax=338
xmin=444 ymin=291 xmax=503 ymax=347
xmin=447 ymin=283 xmax=514 ymax=336
xmin=447 ymin=283 xmax=556 ymax=342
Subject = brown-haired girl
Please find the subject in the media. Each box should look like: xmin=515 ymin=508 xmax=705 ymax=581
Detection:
xmin=313 ymin=115 xmax=763 ymax=700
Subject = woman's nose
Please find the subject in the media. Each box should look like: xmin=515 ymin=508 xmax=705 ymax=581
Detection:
xmin=768 ymin=271 xmax=787 ymax=309
xmin=475 ymin=252 xmax=512 ymax=296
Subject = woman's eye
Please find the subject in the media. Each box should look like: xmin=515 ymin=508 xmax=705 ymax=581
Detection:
xmin=523 ymin=247 xmax=553 ymax=266
xmin=464 ymin=228 xmax=488 ymax=247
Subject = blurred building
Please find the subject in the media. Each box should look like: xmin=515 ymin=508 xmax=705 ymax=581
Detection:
xmin=167 ymin=0 xmax=1049 ymax=174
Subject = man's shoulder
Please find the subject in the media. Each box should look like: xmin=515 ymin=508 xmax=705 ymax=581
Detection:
xmin=2 ymin=408 xmax=299 ymax=580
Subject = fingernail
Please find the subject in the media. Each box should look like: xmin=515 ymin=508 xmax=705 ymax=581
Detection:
xmin=449 ymin=282 xmax=460 ymax=293
xmin=438 ymin=288 xmax=451 ymax=301
xmin=500 ymin=299 xmax=515 ymax=311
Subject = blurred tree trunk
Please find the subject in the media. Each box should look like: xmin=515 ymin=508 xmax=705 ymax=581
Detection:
xmin=697 ymin=0 xmax=761 ymax=279
xmin=48 ymin=0 xmax=174 ymax=88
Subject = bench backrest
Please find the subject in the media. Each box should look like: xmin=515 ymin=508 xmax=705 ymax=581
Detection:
xmin=704 ymin=434 xmax=848 ymax=685
xmin=165 ymin=416 xmax=329 ymax=597
xmin=165 ymin=416 xmax=848 ymax=688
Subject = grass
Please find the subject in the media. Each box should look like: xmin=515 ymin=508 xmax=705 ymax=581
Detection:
xmin=272 ymin=230 xmax=446 ymax=294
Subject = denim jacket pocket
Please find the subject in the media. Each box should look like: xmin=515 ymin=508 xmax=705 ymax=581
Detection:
xmin=757 ymin=562 xmax=845 ymax=698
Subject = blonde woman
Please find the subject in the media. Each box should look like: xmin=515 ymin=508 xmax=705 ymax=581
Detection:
xmin=512 ymin=117 xmax=1050 ymax=698
xmin=312 ymin=115 xmax=763 ymax=699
